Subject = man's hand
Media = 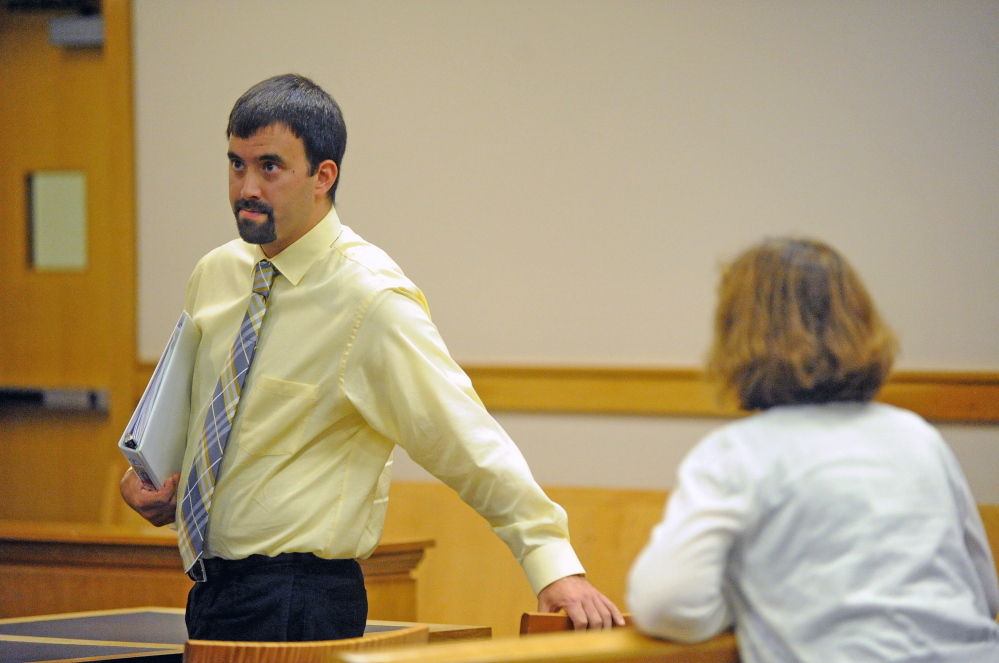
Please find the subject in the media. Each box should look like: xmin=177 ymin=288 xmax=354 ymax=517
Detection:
xmin=537 ymin=574 xmax=625 ymax=630
xmin=119 ymin=468 xmax=180 ymax=527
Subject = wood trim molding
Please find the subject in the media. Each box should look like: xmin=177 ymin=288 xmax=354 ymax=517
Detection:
xmin=134 ymin=362 xmax=999 ymax=424
xmin=463 ymin=365 xmax=999 ymax=423
xmin=465 ymin=366 xmax=727 ymax=418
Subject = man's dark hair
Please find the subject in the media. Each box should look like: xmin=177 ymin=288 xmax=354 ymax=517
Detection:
xmin=227 ymin=74 xmax=347 ymax=203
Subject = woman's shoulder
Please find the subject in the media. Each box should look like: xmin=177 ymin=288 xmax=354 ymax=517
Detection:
xmin=687 ymin=402 xmax=944 ymax=477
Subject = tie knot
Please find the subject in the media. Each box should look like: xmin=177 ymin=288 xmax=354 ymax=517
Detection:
xmin=253 ymin=260 xmax=279 ymax=295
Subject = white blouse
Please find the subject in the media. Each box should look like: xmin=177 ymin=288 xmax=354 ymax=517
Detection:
xmin=627 ymin=402 xmax=999 ymax=663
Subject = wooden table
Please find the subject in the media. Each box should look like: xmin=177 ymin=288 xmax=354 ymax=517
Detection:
xmin=0 ymin=608 xmax=491 ymax=663
xmin=0 ymin=608 xmax=188 ymax=663
xmin=0 ymin=520 xmax=432 ymax=621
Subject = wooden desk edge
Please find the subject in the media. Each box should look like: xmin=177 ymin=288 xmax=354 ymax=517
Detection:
xmin=0 ymin=521 xmax=433 ymax=554
xmin=0 ymin=607 xmax=185 ymax=625
xmin=0 ymin=520 xmax=178 ymax=547
xmin=0 ymin=609 xmax=490 ymax=648
xmin=366 ymin=620 xmax=491 ymax=642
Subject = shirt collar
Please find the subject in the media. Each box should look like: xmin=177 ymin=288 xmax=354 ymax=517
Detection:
xmin=252 ymin=207 xmax=343 ymax=286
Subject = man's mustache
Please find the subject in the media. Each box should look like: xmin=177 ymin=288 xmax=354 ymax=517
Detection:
xmin=234 ymin=199 xmax=275 ymax=217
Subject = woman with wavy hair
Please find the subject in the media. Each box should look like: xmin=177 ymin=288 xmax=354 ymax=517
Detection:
xmin=627 ymin=238 xmax=999 ymax=662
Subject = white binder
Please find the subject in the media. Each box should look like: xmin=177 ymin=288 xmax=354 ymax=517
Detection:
xmin=118 ymin=311 xmax=201 ymax=489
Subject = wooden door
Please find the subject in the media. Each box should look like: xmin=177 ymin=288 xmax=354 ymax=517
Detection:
xmin=0 ymin=1 xmax=134 ymax=522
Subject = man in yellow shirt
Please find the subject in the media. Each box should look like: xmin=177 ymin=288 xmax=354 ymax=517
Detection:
xmin=122 ymin=73 xmax=622 ymax=642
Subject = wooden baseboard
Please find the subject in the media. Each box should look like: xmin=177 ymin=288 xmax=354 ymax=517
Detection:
xmin=135 ymin=362 xmax=999 ymax=423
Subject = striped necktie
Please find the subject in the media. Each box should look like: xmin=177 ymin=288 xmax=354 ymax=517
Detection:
xmin=178 ymin=259 xmax=279 ymax=581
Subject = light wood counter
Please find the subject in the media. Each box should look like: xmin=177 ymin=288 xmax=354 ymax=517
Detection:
xmin=0 ymin=520 xmax=432 ymax=622
xmin=339 ymin=627 xmax=738 ymax=663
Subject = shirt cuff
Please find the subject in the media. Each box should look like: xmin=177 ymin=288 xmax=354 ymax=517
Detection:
xmin=521 ymin=540 xmax=586 ymax=595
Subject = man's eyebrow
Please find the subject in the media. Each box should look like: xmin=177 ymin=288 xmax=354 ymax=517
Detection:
xmin=258 ymin=153 xmax=286 ymax=165
xmin=226 ymin=151 xmax=287 ymax=165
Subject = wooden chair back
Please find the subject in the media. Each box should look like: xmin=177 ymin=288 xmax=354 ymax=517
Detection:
xmin=184 ymin=624 xmax=429 ymax=663
xmin=519 ymin=612 xmax=633 ymax=635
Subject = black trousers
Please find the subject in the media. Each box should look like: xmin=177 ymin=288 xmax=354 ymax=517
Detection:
xmin=185 ymin=553 xmax=367 ymax=642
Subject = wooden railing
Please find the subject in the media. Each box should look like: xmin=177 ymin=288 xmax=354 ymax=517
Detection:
xmin=337 ymin=627 xmax=739 ymax=663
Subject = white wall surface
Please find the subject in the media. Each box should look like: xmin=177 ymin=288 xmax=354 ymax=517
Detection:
xmin=134 ymin=1 xmax=998 ymax=368
xmin=133 ymin=2 xmax=999 ymax=501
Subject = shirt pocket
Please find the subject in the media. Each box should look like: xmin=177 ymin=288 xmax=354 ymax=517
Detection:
xmin=237 ymin=375 xmax=319 ymax=456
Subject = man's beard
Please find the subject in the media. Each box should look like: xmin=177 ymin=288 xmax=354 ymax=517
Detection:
xmin=233 ymin=198 xmax=277 ymax=245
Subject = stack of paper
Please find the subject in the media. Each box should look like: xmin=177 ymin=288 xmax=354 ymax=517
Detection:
xmin=119 ymin=312 xmax=201 ymax=489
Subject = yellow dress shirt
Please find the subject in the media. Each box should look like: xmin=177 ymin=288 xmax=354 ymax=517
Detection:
xmin=176 ymin=208 xmax=583 ymax=594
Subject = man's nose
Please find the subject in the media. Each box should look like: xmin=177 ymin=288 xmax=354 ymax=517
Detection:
xmin=240 ymin=171 xmax=263 ymax=199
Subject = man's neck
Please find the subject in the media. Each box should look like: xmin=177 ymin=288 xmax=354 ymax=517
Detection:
xmin=261 ymin=201 xmax=333 ymax=258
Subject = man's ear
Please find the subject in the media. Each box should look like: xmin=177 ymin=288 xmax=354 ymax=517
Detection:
xmin=314 ymin=160 xmax=338 ymax=198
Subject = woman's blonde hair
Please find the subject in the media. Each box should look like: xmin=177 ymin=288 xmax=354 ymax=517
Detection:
xmin=708 ymin=237 xmax=897 ymax=410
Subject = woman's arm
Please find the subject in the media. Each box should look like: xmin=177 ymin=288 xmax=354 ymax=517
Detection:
xmin=627 ymin=432 xmax=749 ymax=642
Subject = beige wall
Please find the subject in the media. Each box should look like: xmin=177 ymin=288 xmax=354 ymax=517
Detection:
xmin=133 ymin=2 xmax=999 ymax=499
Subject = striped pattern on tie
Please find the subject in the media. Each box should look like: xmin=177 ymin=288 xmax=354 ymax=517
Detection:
xmin=178 ymin=259 xmax=279 ymax=579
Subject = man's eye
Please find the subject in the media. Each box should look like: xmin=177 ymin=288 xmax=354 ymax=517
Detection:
xmin=230 ymin=160 xmax=244 ymax=170
xmin=262 ymin=162 xmax=279 ymax=172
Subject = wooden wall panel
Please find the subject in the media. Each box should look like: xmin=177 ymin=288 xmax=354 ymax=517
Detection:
xmin=380 ymin=481 xmax=669 ymax=638
xmin=0 ymin=564 xmax=190 ymax=618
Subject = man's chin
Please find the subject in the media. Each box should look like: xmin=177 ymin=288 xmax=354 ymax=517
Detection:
xmin=236 ymin=218 xmax=277 ymax=245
